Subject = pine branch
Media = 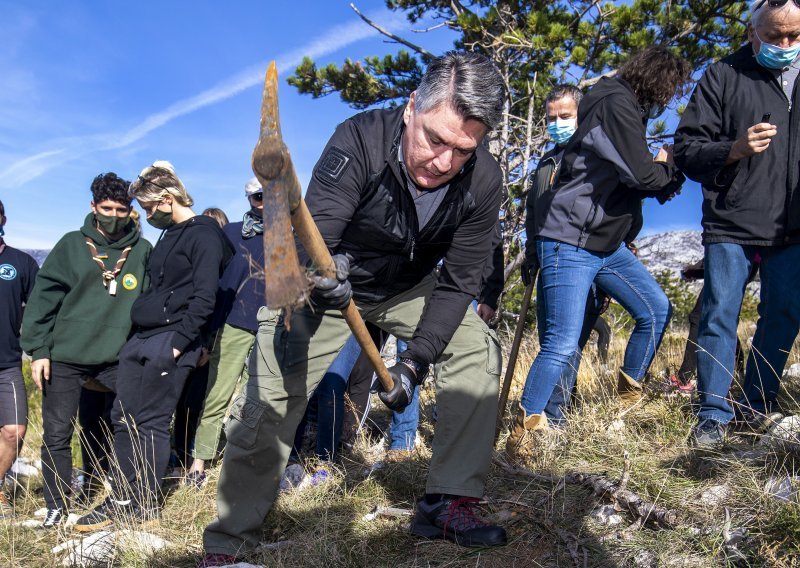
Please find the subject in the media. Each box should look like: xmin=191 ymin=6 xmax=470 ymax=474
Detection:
xmin=350 ymin=3 xmax=435 ymax=60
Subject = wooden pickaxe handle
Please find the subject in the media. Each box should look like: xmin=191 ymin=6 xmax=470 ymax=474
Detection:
xmin=291 ymin=200 xmax=394 ymax=392
xmin=253 ymin=61 xmax=393 ymax=393
xmin=494 ymin=278 xmax=535 ymax=442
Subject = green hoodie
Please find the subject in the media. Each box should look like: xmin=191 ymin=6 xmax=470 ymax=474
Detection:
xmin=21 ymin=213 xmax=152 ymax=365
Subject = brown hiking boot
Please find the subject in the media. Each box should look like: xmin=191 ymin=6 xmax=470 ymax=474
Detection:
xmin=504 ymin=407 xmax=548 ymax=465
xmin=617 ymin=369 xmax=643 ymax=406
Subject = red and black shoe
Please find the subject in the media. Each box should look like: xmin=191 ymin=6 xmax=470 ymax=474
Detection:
xmin=410 ymin=496 xmax=507 ymax=547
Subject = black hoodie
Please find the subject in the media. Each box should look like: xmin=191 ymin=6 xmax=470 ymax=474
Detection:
xmin=535 ymin=77 xmax=677 ymax=252
xmin=131 ymin=215 xmax=234 ymax=352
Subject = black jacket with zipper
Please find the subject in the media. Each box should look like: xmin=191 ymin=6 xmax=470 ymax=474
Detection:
xmin=303 ymin=105 xmax=502 ymax=366
xmin=534 ymin=77 xmax=677 ymax=252
xmin=674 ymin=44 xmax=800 ymax=246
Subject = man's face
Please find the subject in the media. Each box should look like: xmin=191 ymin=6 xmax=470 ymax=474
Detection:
xmin=248 ymin=192 xmax=264 ymax=212
xmin=91 ymin=199 xmax=131 ymax=218
xmin=748 ymin=6 xmax=800 ymax=50
xmin=546 ymin=96 xmax=579 ymax=124
xmin=401 ymin=91 xmax=488 ymax=189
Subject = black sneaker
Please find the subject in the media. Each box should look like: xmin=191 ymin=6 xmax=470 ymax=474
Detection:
xmin=691 ymin=419 xmax=727 ymax=449
xmin=410 ymin=496 xmax=507 ymax=547
xmin=73 ymin=497 xmax=156 ymax=533
xmin=41 ymin=507 xmax=64 ymax=529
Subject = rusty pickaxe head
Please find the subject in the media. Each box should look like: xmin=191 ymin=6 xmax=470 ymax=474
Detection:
xmin=252 ymin=61 xmax=309 ymax=309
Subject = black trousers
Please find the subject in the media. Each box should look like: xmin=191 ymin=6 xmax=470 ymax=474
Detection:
xmin=111 ymin=331 xmax=200 ymax=507
xmin=174 ymin=363 xmax=210 ymax=468
xmin=42 ymin=362 xmax=116 ymax=510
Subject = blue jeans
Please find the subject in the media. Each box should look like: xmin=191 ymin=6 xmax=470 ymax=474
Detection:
xmin=539 ymin=284 xmax=606 ymax=425
xmin=389 ymin=339 xmax=421 ymax=451
xmin=292 ymin=334 xmax=362 ymax=460
xmin=697 ymin=242 xmax=800 ymax=424
xmin=520 ymin=238 xmax=671 ymax=416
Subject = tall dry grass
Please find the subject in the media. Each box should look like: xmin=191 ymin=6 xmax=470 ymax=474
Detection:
xmin=1 ymin=322 xmax=798 ymax=567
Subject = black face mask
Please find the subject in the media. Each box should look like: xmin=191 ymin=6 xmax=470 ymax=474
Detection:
xmin=95 ymin=212 xmax=129 ymax=235
xmin=147 ymin=206 xmax=174 ymax=230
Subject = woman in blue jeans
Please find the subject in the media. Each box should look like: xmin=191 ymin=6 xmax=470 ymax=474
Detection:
xmin=506 ymin=47 xmax=691 ymax=462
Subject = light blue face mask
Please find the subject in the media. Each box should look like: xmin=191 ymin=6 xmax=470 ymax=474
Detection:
xmin=547 ymin=118 xmax=577 ymax=146
xmin=755 ymin=29 xmax=800 ymax=69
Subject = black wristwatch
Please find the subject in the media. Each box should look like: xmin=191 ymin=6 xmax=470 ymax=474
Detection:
xmin=399 ymin=357 xmax=429 ymax=381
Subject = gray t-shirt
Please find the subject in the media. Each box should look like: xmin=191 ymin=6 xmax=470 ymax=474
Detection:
xmin=398 ymin=143 xmax=449 ymax=230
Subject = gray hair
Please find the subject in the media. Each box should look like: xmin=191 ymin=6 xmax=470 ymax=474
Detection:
xmin=413 ymin=51 xmax=505 ymax=130
xmin=545 ymin=84 xmax=584 ymax=108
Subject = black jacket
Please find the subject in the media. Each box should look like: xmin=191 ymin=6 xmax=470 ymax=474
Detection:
xmin=535 ymin=77 xmax=677 ymax=252
xmin=674 ymin=44 xmax=800 ymax=246
xmin=132 ymin=215 xmax=234 ymax=352
xmin=305 ymin=105 xmax=502 ymax=366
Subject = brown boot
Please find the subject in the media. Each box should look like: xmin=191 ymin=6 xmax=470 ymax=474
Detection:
xmin=504 ymin=407 xmax=547 ymax=465
xmin=617 ymin=369 xmax=643 ymax=405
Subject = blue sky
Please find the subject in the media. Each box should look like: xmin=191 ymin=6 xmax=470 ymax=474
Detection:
xmin=0 ymin=1 xmax=704 ymax=250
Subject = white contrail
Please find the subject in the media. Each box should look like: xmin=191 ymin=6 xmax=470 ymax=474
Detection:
xmin=0 ymin=12 xmax=407 ymax=187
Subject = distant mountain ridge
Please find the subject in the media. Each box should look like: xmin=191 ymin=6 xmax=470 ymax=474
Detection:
xmin=636 ymin=230 xmax=703 ymax=280
xmin=22 ymin=249 xmax=50 ymax=267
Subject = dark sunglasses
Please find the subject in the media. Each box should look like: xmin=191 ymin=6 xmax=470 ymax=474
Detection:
xmin=250 ymin=192 xmax=264 ymax=202
xmin=753 ymin=0 xmax=800 ymax=11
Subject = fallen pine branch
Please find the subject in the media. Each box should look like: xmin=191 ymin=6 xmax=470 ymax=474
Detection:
xmin=494 ymin=457 xmax=680 ymax=529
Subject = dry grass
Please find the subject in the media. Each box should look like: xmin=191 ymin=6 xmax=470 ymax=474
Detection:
xmin=2 ymin=324 xmax=799 ymax=567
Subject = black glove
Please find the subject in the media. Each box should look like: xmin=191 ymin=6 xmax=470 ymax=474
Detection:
xmin=379 ymin=358 xmax=425 ymax=412
xmin=521 ymin=249 xmax=539 ymax=287
xmin=655 ymin=171 xmax=686 ymax=204
xmin=309 ymin=254 xmax=352 ymax=310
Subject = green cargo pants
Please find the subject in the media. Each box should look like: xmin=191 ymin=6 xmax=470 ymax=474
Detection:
xmin=203 ymin=274 xmax=502 ymax=555
xmin=192 ymin=323 xmax=256 ymax=461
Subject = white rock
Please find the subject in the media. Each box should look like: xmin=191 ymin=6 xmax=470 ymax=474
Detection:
xmin=54 ymin=529 xmax=172 ymax=567
xmin=279 ymin=463 xmax=305 ymax=491
xmin=591 ymin=504 xmax=624 ymax=526
xmin=607 ymin=419 xmax=626 ymax=433
xmin=759 ymin=415 xmax=800 ymax=453
xmin=764 ymin=476 xmax=799 ymax=503
xmin=783 ymin=363 xmax=800 ymax=379
xmin=633 ymin=549 xmax=656 ymax=567
xmin=14 ymin=519 xmax=42 ymax=528
xmin=699 ymin=485 xmax=730 ymax=507
xmin=10 ymin=457 xmax=41 ymax=477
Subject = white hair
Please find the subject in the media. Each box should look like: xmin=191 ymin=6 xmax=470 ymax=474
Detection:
xmin=751 ymin=0 xmax=800 ymax=26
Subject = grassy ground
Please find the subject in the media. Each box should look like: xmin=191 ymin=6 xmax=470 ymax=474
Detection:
xmin=2 ymin=323 xmax=799 ymax=567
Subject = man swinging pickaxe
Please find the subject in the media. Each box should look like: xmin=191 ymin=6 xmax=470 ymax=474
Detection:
xmin=200 ymin=55 xmax=510 ymax=562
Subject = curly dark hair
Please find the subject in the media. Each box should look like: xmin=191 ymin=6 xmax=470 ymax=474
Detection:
xmin=90 ymin=172 xmax=132 ymax=206
xmin=619 ymin=46 xmax=692 ymax=107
